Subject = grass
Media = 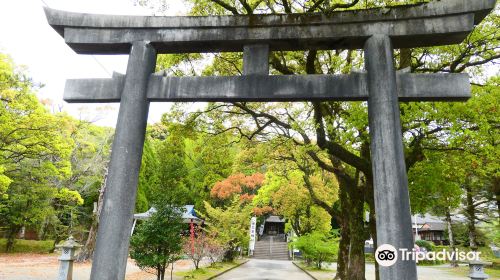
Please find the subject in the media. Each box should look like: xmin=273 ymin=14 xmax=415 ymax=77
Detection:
xmin=175 ymin=259 xmax=247 ymax=280
xmin=438 ymin=265 xmax=500 ymax=279
xmin=295 ymin=261 xmax=335 ymax=272
xmin=0 ymin=238 xmax=54 ymax=254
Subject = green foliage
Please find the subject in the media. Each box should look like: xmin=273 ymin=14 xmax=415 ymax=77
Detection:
xmin=254 ymin=170 xmax=336 ymax=236
xmin=482 ymin=221 xmax=500 ymax=246
xmin=0 ymin=165 xmax=11 ymax=198
xmin=448 ymin=222 xmax=488 ymax=247
xmin=415 ymin=240 xmax=435 ymax=252
xmin=183 ymin=133 xmax=236 ymax=210
xmin=292 ymin=231 xmax=339 ymax=269
xmin=0 ymin=238 xmax=54 ymax=253
xmin=152 ymin=129 xmax=190 ymax=205
xmin=202 ymin=199 xmax=251 ymax=261
xmin=136 ymin=138 xmax=159 ymax=212
xmin=130 ymin=203 xmax=184 ymax=280
xmin=408 ymin=153 xmax=462 ymax=215
xmin=0 ymin=53 xmax=75 ymax=251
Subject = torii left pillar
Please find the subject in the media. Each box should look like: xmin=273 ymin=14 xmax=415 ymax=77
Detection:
xmin=90 ymin=41 xmax=156 ymax=280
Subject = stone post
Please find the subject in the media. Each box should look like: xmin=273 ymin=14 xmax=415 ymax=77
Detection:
xmin=57 ymin=236 xmax=81 ymax=280
xmin=243 ymin=44 xmax=269 ymax=75
xmin=90 ymin=41 xmax=156 ymax=280
xmin=469 ymin=260 xmax=491 ymax=280
xmin=364 ymin=34 xmax=418 ymax=280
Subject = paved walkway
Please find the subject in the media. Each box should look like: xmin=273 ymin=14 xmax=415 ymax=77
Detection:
xmin=306 ymin=263 xmax=470 ymax=280
xmin=214 ymin=259 xmax=313 ymax=280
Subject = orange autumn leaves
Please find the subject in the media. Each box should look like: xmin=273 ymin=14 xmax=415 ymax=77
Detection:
xmin=210 ymin=172 xmax=274 ymax=216
xmin=252 ymin=205 xmax=273 ymax=216
xmin=211 ymin=173 xmax=265 ymax=203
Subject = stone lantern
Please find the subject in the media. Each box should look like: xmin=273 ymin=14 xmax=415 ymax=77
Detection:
xmin=469 ymin=260 xmax=492 ymax=280
xmin=56 ymin=236 xmax=82 ymax=280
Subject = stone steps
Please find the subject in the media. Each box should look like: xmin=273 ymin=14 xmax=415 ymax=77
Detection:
xmin=252 ymin=237 xmax=289 ymax=260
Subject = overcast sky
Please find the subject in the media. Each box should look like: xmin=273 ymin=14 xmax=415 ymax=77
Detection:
xmin=2 ymin=1 xmax=498 ymax=127
xmin=0 ymin=0 xmax=187 ymax=127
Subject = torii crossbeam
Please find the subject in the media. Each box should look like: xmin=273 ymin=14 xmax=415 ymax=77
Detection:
xmin=44 ymin=1 xmax=496 ymax=279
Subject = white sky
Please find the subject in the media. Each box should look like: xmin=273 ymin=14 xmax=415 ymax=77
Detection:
xmin=0 ymin=0 xmax=188 ymax=127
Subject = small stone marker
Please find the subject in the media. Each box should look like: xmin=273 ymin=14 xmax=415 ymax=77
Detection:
xmin=469 ymin=260 xmax=492 ymax=280
xmin=57 ymin=236 xmax=82 ymax=280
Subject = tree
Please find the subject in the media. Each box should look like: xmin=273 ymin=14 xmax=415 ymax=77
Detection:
xmin=0 ymin=53 xmax=73 ymax=251
xmin=45 ymin=188 xmax=84 ymax=252
xmin=202 ymin=199 xmax=251 ymax=261
xmin=183 ymin=230 xmax=209 ymax=269
xmin=130 ymin=203 xmax=184 ymax=280
xmin=152 ymin=126 xmax=190 ymax=205
xmin=52 ymin=119 xmax=112 ymax=258
xmin=136 ymin=138 xmax=159 ymax=212
xmin=205 ymin=234 xmax=226 ymax=265
xmin=147 ymin=1 xmax=499 ymax=278
xmin=409 ymin=153 xmax=463 ymax=266
xmin=211 ymin=172 xmax=265 ymax=205
xmin=292 ymin=231 xmax=339 ymax=269
xmin=409 ymin=77 xmax=499 ymax=253
xmin=253 ymin=169 xmax=336 ymax=236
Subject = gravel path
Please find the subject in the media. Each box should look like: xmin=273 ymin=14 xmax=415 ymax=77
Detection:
xmin=0 ymin=254 xmax=479 ymax=280
xmin=0 ymin=253 xmax=201 ymax=280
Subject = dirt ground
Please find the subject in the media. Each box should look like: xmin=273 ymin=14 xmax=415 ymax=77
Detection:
xmin=0 ymin=253 xmax=204 ymax=280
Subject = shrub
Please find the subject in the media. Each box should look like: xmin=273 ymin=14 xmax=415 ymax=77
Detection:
xmin=0 ymin=238 xmax=54 ymax=253
xmin=292 ymin=231 xmax=338 ymax=269
xmin=416 ymin=240 xmax=435 ymax=252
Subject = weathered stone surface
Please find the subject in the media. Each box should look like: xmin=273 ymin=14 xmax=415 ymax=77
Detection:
xmin=44 ymin=0 xmax=495 ymax=54
xmin=243 ymin=45 xmax=269 ymax=75
xmin=365 ymin=34 xmax=416 ymax=279
xmin=89 ymin=41 xmax=156 ymax=280
xmin=63 ymin=72 xmax=470 ymax=103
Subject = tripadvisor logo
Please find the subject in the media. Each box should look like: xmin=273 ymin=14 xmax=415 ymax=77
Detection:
xmin=375 ymin=244 xmax=482 ymax=267
xmin=375 ymin=244 xmax=398 ymax=267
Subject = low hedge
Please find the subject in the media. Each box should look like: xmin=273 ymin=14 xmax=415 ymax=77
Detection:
xmin=0 ymin=238 xmax=54 ymax=253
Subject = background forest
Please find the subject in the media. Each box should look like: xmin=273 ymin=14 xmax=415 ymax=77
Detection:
xmin=0 ymin=0 xmax=499 ymax=279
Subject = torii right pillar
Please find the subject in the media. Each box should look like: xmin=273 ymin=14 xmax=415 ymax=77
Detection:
xmin=365 ymin=34 xmax=417 ymax=279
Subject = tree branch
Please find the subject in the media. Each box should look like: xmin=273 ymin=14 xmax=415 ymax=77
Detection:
xmin=209 ymin=0 xmax=240 ymax=14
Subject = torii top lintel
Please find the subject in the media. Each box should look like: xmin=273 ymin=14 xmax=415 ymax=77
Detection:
xmin=44 ymin=0 xmax=495 ymax=55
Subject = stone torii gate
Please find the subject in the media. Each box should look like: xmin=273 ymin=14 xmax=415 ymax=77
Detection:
xmin=44 ymin=0 xmax=495 ymax=279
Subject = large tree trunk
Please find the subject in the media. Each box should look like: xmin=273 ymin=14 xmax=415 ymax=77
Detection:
xmin=464 ymin=184 xmax=478 ymax=251
xmin=335 ymin=217 xmax=349 ymax=280
xmin=76 ymin=170 xmax=107 ymax=262
xmin=347 ymin=185 xmax=366 ymax=280
xmin=445 ymin=209 xmax=458 ymax=267
xmin=334 ymin=186 xmax=350 ymax=280
xmin=365 ymin=180 xmax=379 ymax=280
xmin=5 ymin=226 xmax=20 ymax=252
xmin=39 ymin=217 xmax=50 ymax=240
xmin=493 ymin=176 xmax=500 ymax=221
xmin=160 ymin=263 xmax=166 ymax=280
